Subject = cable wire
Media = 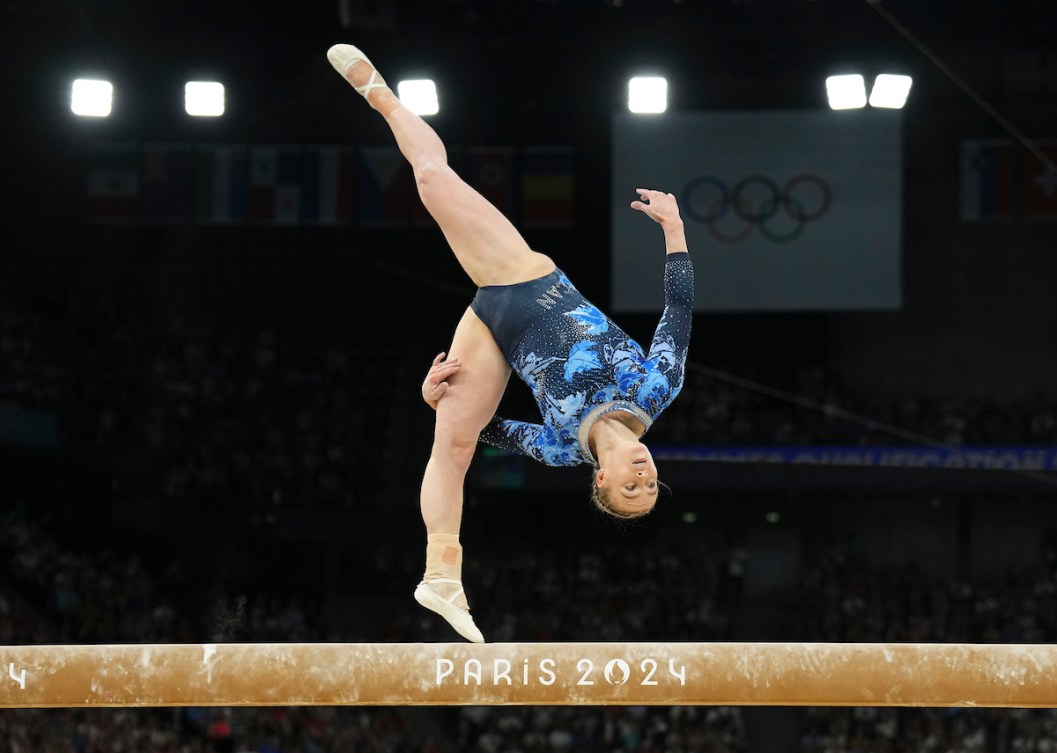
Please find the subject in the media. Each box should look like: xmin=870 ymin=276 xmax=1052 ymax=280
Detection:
xmin=866 ymin=0 xmax=1057 ymax=177
xmin=685 ymin=360 xmax=1057 ymax=488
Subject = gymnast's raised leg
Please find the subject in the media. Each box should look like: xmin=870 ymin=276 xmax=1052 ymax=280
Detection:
xmin=328 ymin=44 xmax=553 ymax=642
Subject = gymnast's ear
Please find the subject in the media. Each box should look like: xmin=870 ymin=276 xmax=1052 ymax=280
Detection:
xmin=594 ymin=468 xmax=606 ymax=487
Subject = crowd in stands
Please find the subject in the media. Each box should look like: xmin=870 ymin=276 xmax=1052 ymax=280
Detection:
xmin=784 ymin=538 xmax=1057 ymax=753
xmin=799 ymin=705 xmax=1057 ymax=753
xmin=652 ymin=369 xmax=1057 ymax=447
xmin=379 ymin=533 xmax=736 ymax=644
xmin=0 ymin=706 xmax=439 ymax=753
xmin=1 ymin=295 xmax=407 ymax=512
xmin=784 ymin=536 xmax=1057 ymax=644
xmin=5 ymin=292 xmax=1057 ymax=522
xmin=0 ymin=507 xmax=332 ymax=646
xmin=456 ymin=705 xmax=745 ymax=753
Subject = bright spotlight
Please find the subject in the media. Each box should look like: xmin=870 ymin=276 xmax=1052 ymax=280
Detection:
xmin=628 ymin=76 xmax=668 ymax=114
xmin=825 ymin=74 xmax=867 ymax=110
xmin=71 ymin=79 xmax=113 ymax=117
xmin=396 ymin=79 xmax=439 ymax=116
xmin=869 ymin=74 xmax=913 ymax=109
xmin=185 ymin=81 xmax=225 ymax=117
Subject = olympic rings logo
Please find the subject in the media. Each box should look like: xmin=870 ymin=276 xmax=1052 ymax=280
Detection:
xmin=682 ymin=173 xmax=832 ymax=244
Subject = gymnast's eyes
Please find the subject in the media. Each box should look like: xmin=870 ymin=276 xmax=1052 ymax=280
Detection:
xmin=646 ymin=481 xmax=657 ymax=490
xmin=625 ymin=483 xmax=637 ymax=492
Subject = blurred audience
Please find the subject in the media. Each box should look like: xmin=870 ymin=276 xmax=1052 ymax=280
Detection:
xmin=784 ymin=538 xmax=1057 ymax=643
xmin=651 ymin=369 xmax=1057 ymax=446
xmin=2 ymin=294 xmax=404 ymax=511
xmin=4 ymin=294 xmax=1057 ymax=523
xmin=457 ymin=705 xmax=746 ymax=753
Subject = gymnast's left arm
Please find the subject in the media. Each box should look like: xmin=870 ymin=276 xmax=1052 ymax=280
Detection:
xmin=648 ymin=250 xmax=694 ymax=404
xmin=631 ymin=188 xmax=695 ymax=406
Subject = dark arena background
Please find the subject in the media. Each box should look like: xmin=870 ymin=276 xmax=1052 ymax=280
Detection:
xmin=4 ymin=0 xmax=1057 ymax=750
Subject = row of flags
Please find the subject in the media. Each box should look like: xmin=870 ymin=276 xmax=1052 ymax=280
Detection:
xmin=960 ymin=139 xmax=1057 ymax=221
xmin=86 ymin=144 xmax=574 ymax=228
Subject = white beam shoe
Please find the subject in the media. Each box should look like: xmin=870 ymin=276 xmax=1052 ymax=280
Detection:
xmin=414 ymin=579 xmax=485 ymax=644
xmin=326 ymin=43 xmax=388 ymax=100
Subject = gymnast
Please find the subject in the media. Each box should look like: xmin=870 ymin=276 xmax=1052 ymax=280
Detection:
xmin=328 ymin=44 xmax=694 ymax=643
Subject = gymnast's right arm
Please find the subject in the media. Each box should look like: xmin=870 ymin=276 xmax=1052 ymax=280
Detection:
xmin=479 ymin=417 xmax=582 ymax=467
xmin=421 ymin=351 xmax=460 ymax=410
xmin=422 ymin=357 xmax=577 ymax=465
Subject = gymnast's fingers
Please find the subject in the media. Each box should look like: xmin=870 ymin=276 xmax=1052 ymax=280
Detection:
xmin=631 ymin=188 xmax=661 ymax=212
xmin=431 ymin=360 xmax=460 ymax=378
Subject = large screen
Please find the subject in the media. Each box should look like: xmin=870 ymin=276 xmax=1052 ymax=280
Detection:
xmin=611 ymin=110 xmax=903 ymax=312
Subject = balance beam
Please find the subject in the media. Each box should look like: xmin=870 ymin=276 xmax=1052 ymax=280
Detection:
xmin=3 ymin=642 xmax=1057 ymax=708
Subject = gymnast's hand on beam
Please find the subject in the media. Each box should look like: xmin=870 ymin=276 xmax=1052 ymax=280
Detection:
xmin=422 ymin=351 xmax=461 ymax=410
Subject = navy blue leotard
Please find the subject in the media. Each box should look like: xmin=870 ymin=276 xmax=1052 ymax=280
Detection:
xmin=471 ymin=251 xmax=694 ymax=467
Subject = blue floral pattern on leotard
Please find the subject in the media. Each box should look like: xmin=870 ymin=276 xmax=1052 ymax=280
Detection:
xmin=479 ymin=253 xmax=694 ymax=467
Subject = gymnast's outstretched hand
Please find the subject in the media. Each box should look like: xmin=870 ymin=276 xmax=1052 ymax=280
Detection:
xmin=630 ymin=188 xmax=682 ymax=226
xmin=631 ymin=188 xmax=688 ymax=254
xmin=422 ymin=351 xmax=461 ymax=410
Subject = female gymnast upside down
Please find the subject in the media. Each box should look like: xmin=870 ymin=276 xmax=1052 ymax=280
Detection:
xmin=328 ymin=44 xmax=694 ymax=643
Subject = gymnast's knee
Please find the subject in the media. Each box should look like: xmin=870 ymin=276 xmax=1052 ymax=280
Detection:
xmin=413 ymin=159 xmax=453 ymax=202
xmin=429 ymin=430 xmax=478 ymax=472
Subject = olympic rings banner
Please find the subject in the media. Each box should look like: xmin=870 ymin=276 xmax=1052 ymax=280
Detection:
xmin=611 ymin=110 xmax=903 ymax=312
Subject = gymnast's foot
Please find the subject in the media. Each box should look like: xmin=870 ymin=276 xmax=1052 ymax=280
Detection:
xmin=414 ymin=578 xmax=485 ymax=644
xmin=326 ymin=43 xmax=399 ymax=113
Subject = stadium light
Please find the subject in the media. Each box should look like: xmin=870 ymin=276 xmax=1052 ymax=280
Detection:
xmin=71 ymin=79 xmax=113 ymax=117
xmin=397 ymin=79 xmax=439 ymax=116
xmin=628 ymin=76 xmax=668 ymax=114
xmin=825 ymin=74 xmax=867 ymax=110
xmin=185 ymin=81 xmax=225 ymax=117
xmin=869 ymin=74 xmax=913 ymax=109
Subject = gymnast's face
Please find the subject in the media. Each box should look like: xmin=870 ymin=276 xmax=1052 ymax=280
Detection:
xmin=597 ymin=441 xmax=659 ymax=516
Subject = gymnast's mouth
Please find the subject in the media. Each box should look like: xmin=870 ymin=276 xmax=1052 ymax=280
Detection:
xmin=633 ymin=458 xmax=647 ymax=465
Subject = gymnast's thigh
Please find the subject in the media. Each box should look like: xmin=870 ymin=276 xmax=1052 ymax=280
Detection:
xmin=433 ymin=307 xmax=512 ymax=444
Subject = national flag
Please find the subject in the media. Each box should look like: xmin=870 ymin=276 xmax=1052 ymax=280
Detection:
xmin=248 ymin=145 xmax=277 ymax=222
xmin=467 ymin=146 xmax=517 ymax=221
xmin=140 ymin=143 xmax=193 ymax=223
xmin=301 ymin=146 xmax=357 ymax=225
xmin=86 ymin=144 xmax=139 ymax=223
xmin=248 ymin=146 xmax=302 ymax=224
xmin=960 ymin=139 xmax=1019 ymax=221
xmin=1023 ymin=145 xmax=1057 ymax=220
xmin=521 ymin=146 xmax=574 ymax=228
xmin=275 ymin=148 xmax=302 ymax=225
xmin=357 ymin=146 xmax=412 ymax=226
xmin=195 ymin=145 xmax=249 ymax=224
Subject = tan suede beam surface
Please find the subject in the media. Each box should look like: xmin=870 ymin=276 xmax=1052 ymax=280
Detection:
xmin=3 ymin=642 xmax=1057 ymax=708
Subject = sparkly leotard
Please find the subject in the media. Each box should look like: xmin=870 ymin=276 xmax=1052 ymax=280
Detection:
xmin=472 ymin=252 xmax=693 ymax=467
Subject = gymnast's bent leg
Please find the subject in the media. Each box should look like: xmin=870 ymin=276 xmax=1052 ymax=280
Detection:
xmin=328 ymin=44 xmax=552 ymax=641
